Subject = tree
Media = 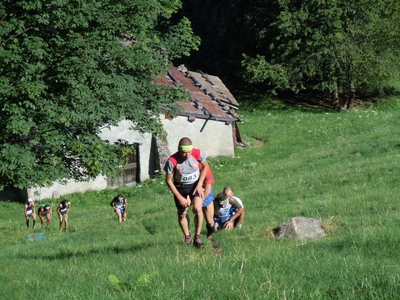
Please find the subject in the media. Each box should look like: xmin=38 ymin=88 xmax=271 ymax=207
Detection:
xmin=0 ymin=0 xmax=200 ymax=189
xmin=180 ymin=0 xmax=261 ymax=85
xmin=241 ymin=0 xmax=400 ymax=109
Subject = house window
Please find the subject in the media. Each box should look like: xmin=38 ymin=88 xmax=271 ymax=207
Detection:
xmin=107 ymin=143 xmax=139 ymax=187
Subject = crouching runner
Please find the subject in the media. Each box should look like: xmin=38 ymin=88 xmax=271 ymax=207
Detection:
xmin=214 ymin=192 xmax=245 ymax=231
xmin=38 ymin=204 xmax=52 ymax=228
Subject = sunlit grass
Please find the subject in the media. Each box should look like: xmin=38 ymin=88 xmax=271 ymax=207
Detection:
xmin=1 ymin=100 xmax=399 ymax=299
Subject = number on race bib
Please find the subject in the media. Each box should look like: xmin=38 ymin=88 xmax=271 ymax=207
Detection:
xmin=183 ymin=174 xmax=196 ymax=181
xmin=181 ymin=172 xmax=198 ymax=183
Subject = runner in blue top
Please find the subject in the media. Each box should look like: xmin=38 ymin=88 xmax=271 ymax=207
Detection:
xmin=193 ymin=163 xmax=216 ymax=239
xmin=223 ymin=186 xmax=245 ymax=229
xmin=214 ymin=190 xmax=244 ymax=231
xmin=164 ymin=137 xmax=209 ymax=248
xmin=110 ymin=194 xmax=128 ymax=222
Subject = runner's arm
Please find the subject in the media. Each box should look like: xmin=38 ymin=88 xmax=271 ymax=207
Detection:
xmin=194 ymin=161 xmax=209 ymax=198
xmin=227 ymin=198 xmax=244 ymax=224
xmin=56 ymin=204 xmax=61 ymax=215
xmin=166 ymin=173 xmax=190 ymax=207
xmin=204 ymin=183 xmax=212 ymax=199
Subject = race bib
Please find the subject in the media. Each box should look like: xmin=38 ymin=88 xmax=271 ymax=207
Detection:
xmin=217 ymin=211 xmax=228 ymax=217
xmin=26 ymin=209 xmax=33 ymax=214
xmin=181 ymin=171 xmax=198 ymax=183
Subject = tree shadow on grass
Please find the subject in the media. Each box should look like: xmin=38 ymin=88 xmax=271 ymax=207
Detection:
xmin=238 ymin=89 xmax=381 ymax=112
xmin=16 ymin=241 xmax=156 ymax=260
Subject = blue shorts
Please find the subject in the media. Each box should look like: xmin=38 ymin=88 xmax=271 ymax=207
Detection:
xmin=202 ymin=187 xmax=214 ymax=207
xmin=117 ymin=207 xmax=125 ymax=214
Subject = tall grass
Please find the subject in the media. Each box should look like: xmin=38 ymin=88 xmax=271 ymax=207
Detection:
xmin=1 ymin=99 xmax=399 ymax=299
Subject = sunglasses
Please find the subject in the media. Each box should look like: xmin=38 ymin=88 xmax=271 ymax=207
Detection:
xmin=219 ymin=199 xmax=228 ymax=205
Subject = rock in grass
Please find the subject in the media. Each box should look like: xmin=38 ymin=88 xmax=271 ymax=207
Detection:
xmin=273 ymin=216 xmax=326 ymax=240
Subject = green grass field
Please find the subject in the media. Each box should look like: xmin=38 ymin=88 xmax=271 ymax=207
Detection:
xmin=1 ymin=98 xmax=399 ymax=299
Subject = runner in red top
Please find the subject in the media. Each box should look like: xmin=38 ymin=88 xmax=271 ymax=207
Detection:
xmin=164 ymin=137 xmax=209 ymax=248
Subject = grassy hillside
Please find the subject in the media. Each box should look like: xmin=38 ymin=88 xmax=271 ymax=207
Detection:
xmin=1 ymin=99 xmax=399 ymax=299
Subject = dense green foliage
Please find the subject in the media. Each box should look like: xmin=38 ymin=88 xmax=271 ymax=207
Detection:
xmin=183 ymin=0 xmax=400 ymax=102
xmin=0 ymin=0 xmax=200 ymax=189
xmin=242 ymin=0 xmax=400 ymax=96
xmin=1 ymin=101 xmax=399 ymax=299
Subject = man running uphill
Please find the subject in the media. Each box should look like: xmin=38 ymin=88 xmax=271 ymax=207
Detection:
xmin=164 ymin=137 xmax=209 ymax=248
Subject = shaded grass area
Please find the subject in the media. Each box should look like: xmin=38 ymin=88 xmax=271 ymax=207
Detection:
xmin=1 ymin=102 xmax=400 ymax=299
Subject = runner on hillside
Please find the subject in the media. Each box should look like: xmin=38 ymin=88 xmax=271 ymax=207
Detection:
xmin=193 ymin=163 xmax=216 ymax=239
xmin=24 ymin=198 xmax=36 ymax=229
xmin=164 ymin=137 xmax=209 ymax=248
xmin=223 ymin=186 xmax=245 ymax=229
xmin=38 ymin=204 xmax=52 ymax=228
xmin=110 ymin=194 xmax=128 ymax=222
xmin=57 ymin=200 xmax=71 ymax=233
xmin=214 ymin=190 xmax=245 ymax=231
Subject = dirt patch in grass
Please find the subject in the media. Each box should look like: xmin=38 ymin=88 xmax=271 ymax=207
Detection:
xmin=240 ymin=136 xmax=266 ymax=148
xmin=209 ymin=238 xmax=222 ymax=257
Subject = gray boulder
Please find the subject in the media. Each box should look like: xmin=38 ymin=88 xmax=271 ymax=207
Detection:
xmin=273 ymin=216 xmax=326 ymax=240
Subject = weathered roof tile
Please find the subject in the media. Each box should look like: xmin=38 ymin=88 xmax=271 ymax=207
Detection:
xmin=155 ymin=65 xmax=240 ymax=122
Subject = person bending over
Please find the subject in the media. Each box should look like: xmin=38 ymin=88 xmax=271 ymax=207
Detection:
xmin=214 ymin=191 xmax=244 ymax=231
xmin=223 ymin=186 xmax=245 ymax=229
xmin=38 ymin=204 xmax=52 ymax=228
xmin=193 ymin=163 xmax=216 ymax=239
xmin=110 ymin=194 xmax=128 ymax=222
xmin=57 ymin=200 xmax=71 ymax=233
xmin=24 ymin=198 xmax=36 ymax=229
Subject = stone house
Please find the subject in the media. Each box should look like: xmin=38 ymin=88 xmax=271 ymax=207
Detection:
xmin=1 ymin=65 xmax=242 ymax=201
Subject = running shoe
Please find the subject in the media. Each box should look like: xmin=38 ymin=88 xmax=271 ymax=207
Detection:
xmin=184 ymin=234 xmax=192 ymax=245
xmin=193 ymin=235 xmax=205 ymax=248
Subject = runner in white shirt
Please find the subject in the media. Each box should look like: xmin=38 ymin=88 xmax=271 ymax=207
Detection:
xmin=214 ymin=186 xmax=245 ymax=230
xmin=24 ymin=198 xmax=36 ymax=229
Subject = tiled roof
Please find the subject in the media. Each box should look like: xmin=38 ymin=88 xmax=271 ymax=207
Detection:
xmin=155 ymin=65 xmax=241 ymax=123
